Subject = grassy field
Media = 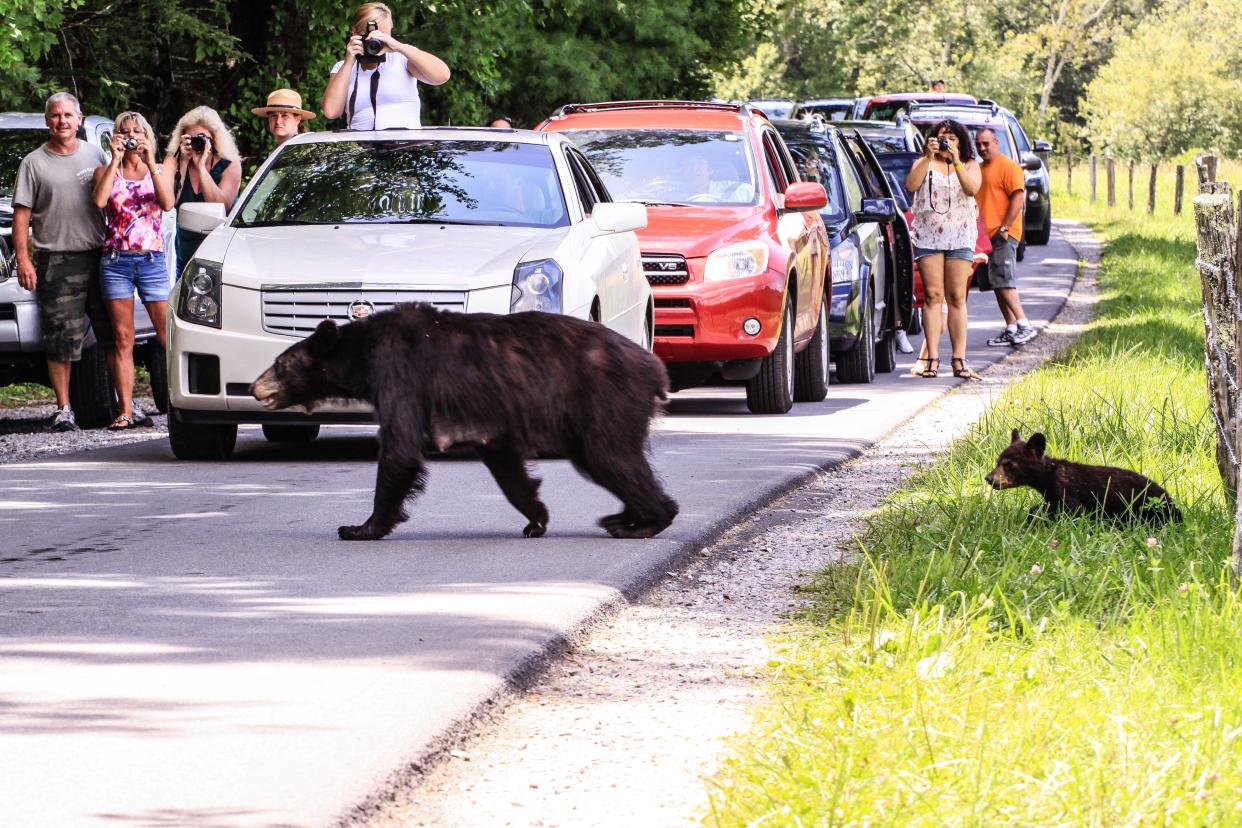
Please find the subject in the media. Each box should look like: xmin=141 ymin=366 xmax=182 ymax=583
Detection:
xmin=704 ymin=165 xmax=1239 ymax=824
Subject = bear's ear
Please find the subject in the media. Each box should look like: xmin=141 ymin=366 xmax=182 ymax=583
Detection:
xmin=1026 ymin=432 xmax=1046 ymax=458
xmin=306 ymin=319 xmax=339 ymax=358
xmin=1010 ymin=428 xmax=1022 ymax=443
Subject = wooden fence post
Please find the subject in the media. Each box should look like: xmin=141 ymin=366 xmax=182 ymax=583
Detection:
xmin=1106 ymin=158 xmax=1116 ymax=207
xmin=1128 ymin=161 xmax=1135 ymax=210
xmin=1147 ymin=164 xmax=1157 ymax=214
xmin=1090 ymin=155 xmax=1097 ymax=203
xmin=1067 ymin=151 xmax=1073 ymax=196
xmin=1192 ymin=169 xmax=1239 ymax=533
xmin=1175 ymin=165 xmax=1185 ymax=214
xmin=1197 ymin=152 xmax=1219 ymax=189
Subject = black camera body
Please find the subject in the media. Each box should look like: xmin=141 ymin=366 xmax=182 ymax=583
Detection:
xmin=360 ymin=19 xmax=384 ymax=61
xmin=189 ymin=134 xmax=208 ymax=154
xmin=123 ymin=138 xmax=138 ymax=151
xmin=938 ymin=138 xmax=950 ymax=151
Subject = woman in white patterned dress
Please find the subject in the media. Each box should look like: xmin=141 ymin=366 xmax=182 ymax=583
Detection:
xmin=905 ymin=119 xmax=982 ymax=380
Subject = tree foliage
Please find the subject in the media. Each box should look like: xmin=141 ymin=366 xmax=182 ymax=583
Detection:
xmin=10 ymin=0 xmax=756 ymax=159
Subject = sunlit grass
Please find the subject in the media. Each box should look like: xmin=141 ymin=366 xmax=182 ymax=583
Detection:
xmin=704 ymin=161 xmax=1238 ymax=825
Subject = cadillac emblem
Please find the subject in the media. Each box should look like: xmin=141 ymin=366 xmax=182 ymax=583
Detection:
xmin=347 ymin=299 xmax=375 ymax=321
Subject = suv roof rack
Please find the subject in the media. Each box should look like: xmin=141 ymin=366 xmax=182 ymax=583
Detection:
xmin=907 ymin=101 xmax=1002 ymax=118
xmin=550 ymin=100 xmax=749 ymax=118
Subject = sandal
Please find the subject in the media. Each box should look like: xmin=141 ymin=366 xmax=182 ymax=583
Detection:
xmin=951 ymin=357 xmax=981 ymax=381
xmin=920 ymin=357 xmax=940 ymax=378
xmin=107 ymin=414 xmax=136 ymax=431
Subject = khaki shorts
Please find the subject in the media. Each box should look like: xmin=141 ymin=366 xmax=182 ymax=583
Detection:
xmin=978 ymin=234 xmax=1019 ymax=292
xmin=35 ymin=250 xmax=115 ymax=362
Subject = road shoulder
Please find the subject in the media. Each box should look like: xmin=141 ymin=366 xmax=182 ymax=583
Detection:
xmin=353 ymin=221 xmax=1101 ymax=827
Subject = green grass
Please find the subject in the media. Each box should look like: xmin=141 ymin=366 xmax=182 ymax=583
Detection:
xmin=704 ymin=165 xmax=1239 ymax=824
xmin=0 ymin=383 xmax=54 ymax=407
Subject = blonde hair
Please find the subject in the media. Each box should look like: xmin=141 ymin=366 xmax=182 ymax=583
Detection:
xmin=114 ymin=111 xmax=157 ymax=153
xmin=351 ymin=2 xmax=393 ymax=34
xmin=165 ymin=105 xmax=241 ymax=163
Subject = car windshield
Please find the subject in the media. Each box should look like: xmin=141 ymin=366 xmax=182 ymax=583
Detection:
xmin=783 ymin=141 xmax=848 ymax=224
xmin=750 ymin=100 xmax=796 ymax=119
xmin=798 ymin=103 xmax=854 ymax=121
xmin=0 ymin=130 xmax=52 ymax=198
xmin=564 ymin=129 xmax=758 ymax=207
xmin=854 ymin=130 xmax=908 ymax=153
xmin=234 ymin=140 xmax=569 ymax=228
xmin=874 ymin=152 xmax=921 ymax=209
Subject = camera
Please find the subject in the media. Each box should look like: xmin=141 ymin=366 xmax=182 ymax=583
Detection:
xmin=938 ymin=138 xmax=950 ymax=151
xmin=189 ymin=134 xmax=208 ymax=154
xmin=123 ymin=138 xmax=138 ymax=151
xmin=362 ymin=19 xmax=384 ymax=58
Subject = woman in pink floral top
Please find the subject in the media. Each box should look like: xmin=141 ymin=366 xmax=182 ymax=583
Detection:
xmin=905 ymin=118 xmax=982 ymax=380
xmin=90 ymin=111 xmax=175 ymax=429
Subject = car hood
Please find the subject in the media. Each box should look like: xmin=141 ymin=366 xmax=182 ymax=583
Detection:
xmin=214 ymin=224 xmax=555 ymax=290
xmin=636 ymin=204 xmax=772 ymax=259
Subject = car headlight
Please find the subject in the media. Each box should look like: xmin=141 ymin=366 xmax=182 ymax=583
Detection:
xmin=703 ymin=242 xmax=769 ymax=282
xmin=1027 ymin=189 xmax=1041 ymax=202
xmin=831 ymin=243 xmax=860 ymax=284
xmin=177 ymin=259 xmax=223 ymax=328
xmin=510 ymin=259 xmax=563 ymax=314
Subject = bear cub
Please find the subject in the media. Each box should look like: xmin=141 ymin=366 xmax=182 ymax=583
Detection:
xmin=985 ymin=429 xmax=1181 ymax=524
xmin=251 ymin=304 xmax=679 ymax=541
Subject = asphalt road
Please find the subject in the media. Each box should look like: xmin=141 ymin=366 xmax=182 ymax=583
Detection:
xmin=0 ymin=227 xmax=1081 ymax=827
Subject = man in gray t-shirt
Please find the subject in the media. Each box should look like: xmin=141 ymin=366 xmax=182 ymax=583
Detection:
xmin=12 ymin=92 xmax=114 ymax=432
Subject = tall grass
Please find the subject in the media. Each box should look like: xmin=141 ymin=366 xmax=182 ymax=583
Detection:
xmin=705 ymin=163 xmax=1238 ymax=824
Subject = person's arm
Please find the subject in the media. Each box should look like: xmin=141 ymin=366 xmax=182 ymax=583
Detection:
xmin=12 ymin=206 xmax=35 ymax=291
xmin=192 ymin=150 xmax=242 ymax=210
xmin=143 ymin=138 xmax=175 ymax=211
xmin=323 ymin=38 xmax=364 ymax=119
xmin=91 ymin=135 xmax=126 ymax=208
xmin=370 ymin=31 xmax=450 ymax=85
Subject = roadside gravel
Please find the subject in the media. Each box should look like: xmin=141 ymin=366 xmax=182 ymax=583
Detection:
xmin=0 ymin=395 xmax=166 ymax=464
xmin=358 ymin=222 xmax=1101 ymax=828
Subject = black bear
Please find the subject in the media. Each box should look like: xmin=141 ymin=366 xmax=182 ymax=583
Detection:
xmin=985 ymin=429 xmax=1181 ymax=524
xmin=250 ymin=304 xmax=679 ymax=541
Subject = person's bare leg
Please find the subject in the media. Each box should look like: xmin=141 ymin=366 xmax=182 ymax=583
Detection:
xmin=144 ymin=300 xmax=169 ymax=349
xmin=994 ymin=287 xmax=1025 ymax=325
xmin=919 ymin=254 xmax=946 ymax=373
xmin=106 ymin=298 xmax=136 ymax=419
xmin=47 ymin=360 xmax=71 ymax=408
xmin=944 ymin=257 xmax=973 ymax=360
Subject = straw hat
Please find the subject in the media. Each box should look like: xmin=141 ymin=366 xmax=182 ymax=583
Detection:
xmin=252 ymin=88 xmax=316 ymax=120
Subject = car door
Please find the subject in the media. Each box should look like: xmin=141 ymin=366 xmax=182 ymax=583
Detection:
xmin=847 ymin=134 xmax=914 ymax=330
xmin=837 ymin=138 xmax=882 ymax=324
xmin=761 ymin=128 xmax=821 ymax=341
xmin=564 ymin=147 xmax=637 ymax=333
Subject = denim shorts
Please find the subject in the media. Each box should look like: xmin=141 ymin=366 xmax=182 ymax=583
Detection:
xmin=100 ymin=250 xmax=170 ymax=302
xmin=913 ymin=245 xmax=974 ymax=262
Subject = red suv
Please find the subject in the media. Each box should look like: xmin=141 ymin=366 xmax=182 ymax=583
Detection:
xmin=539 ymin=101 xmax=831 ymax=414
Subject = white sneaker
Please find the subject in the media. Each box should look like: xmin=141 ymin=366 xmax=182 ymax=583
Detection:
xmin=51 ymin=407 xmax=79 ymax=432
xmin=895 ymin=329 xmax=914 ymax=354
xmin=1012 ymin=324 xmax=1039 ymax=345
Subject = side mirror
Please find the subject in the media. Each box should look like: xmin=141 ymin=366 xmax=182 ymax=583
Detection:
xmin=592 ymin=201 xmax=647 ymax=234
xmin=1033 ymin=139 xmax=1052 ymax=152
xmin=854 ymin=197 xmax=897 ymax=224
xmin=1020 ymin=152 xmax=1043 ymax=172
xmin=782 ymin=181 xmax=828 ymax=213
xmin=177 ymin=202 xmax=227 ymax=235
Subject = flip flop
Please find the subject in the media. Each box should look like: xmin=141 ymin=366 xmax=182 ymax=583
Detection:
xmin=107 ymin=414 xmax=136 ymax=431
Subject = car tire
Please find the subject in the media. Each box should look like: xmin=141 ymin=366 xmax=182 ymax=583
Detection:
xmin=746 ymin=298 xmax=794 ymax=414
xmin=794 ymin=293 xmax=829 ymax=402
xmin=875 ymin=305 xmax=897 ymax=374
xmin=835 ymin=284 xmax=876 ymax=384
xmin=144 ymin=340 xmax=170 ymax=414
xmin=262 ymin=424 xmax=320 ymax=443
xmin=168 ymin=404 xmax=237 ymax=461
xmin=68 ymin=343 xmax=117 ymax=429
xmin=1027 ymin=208 xmax=1052 ymax=245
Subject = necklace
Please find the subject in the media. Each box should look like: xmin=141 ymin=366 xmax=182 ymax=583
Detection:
xmin=927 ymin=162 xmax=951 ymax=215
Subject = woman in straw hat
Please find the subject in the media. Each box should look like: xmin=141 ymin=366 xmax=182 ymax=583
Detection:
xmin=253 ymin=88 xmax=316 ymax=147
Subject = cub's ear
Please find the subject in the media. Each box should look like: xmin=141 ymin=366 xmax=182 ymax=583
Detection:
xmin=1026 ymin=432 xmax=1046 ymax=458
xmin=1010 ymin=428 xmax=1022 ymax=443
xmin=306 ymin=319 xmax=339 ymax=358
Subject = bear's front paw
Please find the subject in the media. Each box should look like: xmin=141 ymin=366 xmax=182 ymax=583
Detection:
xmin=522 ymin=521 xmax=547 ymax=538
xmin=338 ymin=523 xmax=385 ymax=541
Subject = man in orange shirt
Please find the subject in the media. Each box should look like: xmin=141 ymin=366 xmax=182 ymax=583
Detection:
xmin=975 ymin=128 xmax=1037 ymax=345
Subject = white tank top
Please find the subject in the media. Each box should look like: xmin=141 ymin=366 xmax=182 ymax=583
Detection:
xmin=910 ymin=165 xmax=978 ymax=251
xmin=330 ymin=52 xmax=422 ymax=130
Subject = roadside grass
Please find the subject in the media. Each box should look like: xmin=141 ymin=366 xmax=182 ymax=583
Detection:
xmin=0 ymin=383 xmax=55 ymax=407
xmin=704 ymin=167 xmax=1239 ymax=823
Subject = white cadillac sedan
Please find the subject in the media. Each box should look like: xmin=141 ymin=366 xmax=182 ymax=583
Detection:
xmin=167 ymin=128 xmax=652 ymax=460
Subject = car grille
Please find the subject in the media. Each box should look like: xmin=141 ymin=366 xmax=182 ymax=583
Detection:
xmin=260 ymin=286 xmax=468 ymax=336
xmin=642 ymin=254 xmax=689 ymax=286
xmin=0 ymin=304 xmax=15 ymax=322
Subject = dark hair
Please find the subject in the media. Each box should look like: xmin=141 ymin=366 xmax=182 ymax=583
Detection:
xmin=928 ymin=119 xmax=973 ymax=163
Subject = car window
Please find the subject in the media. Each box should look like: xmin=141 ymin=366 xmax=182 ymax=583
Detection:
xmin=565 ymin=151 xmax=598 ymax=214
xmin=844 ymin=138 xmax=887 ymax=196
xmin=855 ymin=131 xmax=908 ymax=153
xmin=772 ymin=132 xmax=800 ymax=187
xmin=234 ymin=140 xmax=569 ymax=228
xmin=1006 ymin=114 xmax=1031 ymax=153
xmin=0 ymin=129 xmax=53 ymax=198
xmin=564 ymin=129 xmax=758 ymax=206
xmin=785 ymin=142 xmax=848 ymax=224
xmin=839 ymin=154 xmax=865 ymax=213
xmin=798 ymin=102 xmax=854 ymax=121
xmin=572 ymin=148 xmax=613 ymax=202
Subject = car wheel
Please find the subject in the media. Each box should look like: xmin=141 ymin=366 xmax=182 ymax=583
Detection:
xmin=794 ymin=292 xmax=829 ymax=402
xmin=168 ymin=404 xmax=237 ymax=460
xmin=262 ymin=424 xmax=320 ymax=443
xmin=144 ymin=340 xmax=170 ymax=414
xmin=1027 ymin=208 xmax=1052 ymax=245
xmin=68 ymin=342 xmax=117 ymax=429
xmin=746 ymin=298 xmax=794 ymax=414
xmin=835 ymin=283 xmax=876 ymax=384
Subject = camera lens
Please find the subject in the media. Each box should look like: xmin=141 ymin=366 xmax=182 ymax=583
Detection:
xmin=123 ymin=138 xmax=138 ymax=151
xmin=938 ymin=138 xmax=949 ymax=150
xmin=363 ymin=37 xmax=384 ymax=57
xmin=189 ymin=135 xmax=207 ymax=153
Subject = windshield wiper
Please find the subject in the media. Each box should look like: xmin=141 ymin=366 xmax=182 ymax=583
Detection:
xmin=234 ymin=219 xmax=324 ymax=228
xmin=383 ymin=218 xmax=483 ymax=226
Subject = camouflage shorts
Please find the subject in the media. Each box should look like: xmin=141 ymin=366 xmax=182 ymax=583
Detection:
xmin=35 ymin=250 xmax=115 ymax=362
